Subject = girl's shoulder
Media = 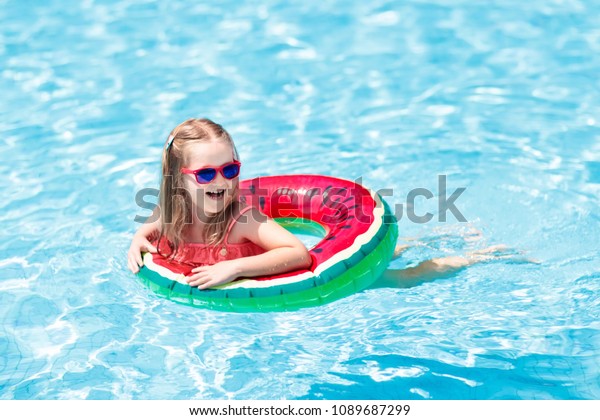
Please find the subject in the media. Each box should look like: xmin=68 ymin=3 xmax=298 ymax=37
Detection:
xmin=226 ymin=204 xmax=267 ymax=244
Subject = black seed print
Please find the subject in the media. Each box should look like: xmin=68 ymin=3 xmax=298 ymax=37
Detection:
xmin=320 ymin=186 xmax=333 ymax=209
xmin=330 ymin=202 xmax=345 ymax=212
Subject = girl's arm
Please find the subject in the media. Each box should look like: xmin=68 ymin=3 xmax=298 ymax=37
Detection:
xmin=136 ymin=206 xmax=162 ymax=239
xmin=186 ymin=208 xmax=312 ymax=289
xmin=127 ymin=207 xmax=161 ymax=273
xmin=232 ymin=208 xmax=312 ymax=278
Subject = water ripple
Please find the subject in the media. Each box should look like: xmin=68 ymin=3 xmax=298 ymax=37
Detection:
xmin=1 ymin=0 xmax=599 ymax=400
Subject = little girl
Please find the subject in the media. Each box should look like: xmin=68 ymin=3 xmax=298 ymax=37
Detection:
xmin=128 ymin=118 xmax=534 ymax=291
xmin=127 ymin=118 xmax=312 ymax=290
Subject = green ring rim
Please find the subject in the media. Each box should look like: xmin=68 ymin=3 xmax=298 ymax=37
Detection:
xmin=137 ymin=196 xmax=398 ymax=312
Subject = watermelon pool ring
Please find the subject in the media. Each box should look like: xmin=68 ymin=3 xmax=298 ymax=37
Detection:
xmin=137 ymin=175 xmax=398 ymax=312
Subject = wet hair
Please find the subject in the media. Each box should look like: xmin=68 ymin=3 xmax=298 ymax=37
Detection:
xmin=155 ymin=118 xmax=243 ymax=260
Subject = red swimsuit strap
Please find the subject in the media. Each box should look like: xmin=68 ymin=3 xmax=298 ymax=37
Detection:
xmin=224 ymin=205 xmax=255 ymax=244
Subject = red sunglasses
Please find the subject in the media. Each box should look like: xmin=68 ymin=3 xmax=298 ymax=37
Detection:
xmin=181 ymin=160 xmax=242 ymax=184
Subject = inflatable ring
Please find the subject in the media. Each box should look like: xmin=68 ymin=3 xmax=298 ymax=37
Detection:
xmin=137 ymin=175 xmax=398 ymax=312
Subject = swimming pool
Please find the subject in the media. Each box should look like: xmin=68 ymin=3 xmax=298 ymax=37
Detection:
xmin=1 ymin=0 xmax=598 ymax=399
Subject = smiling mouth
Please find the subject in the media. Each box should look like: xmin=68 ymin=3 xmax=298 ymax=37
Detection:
xmin=206 ymin=189 xmax=225 ymax=199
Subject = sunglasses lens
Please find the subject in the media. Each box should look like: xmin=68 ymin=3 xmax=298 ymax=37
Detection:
xmin=222 ymin=163 xmax=240 ymax=179
xmin=196 ymin=168 xmax=216 ymax=184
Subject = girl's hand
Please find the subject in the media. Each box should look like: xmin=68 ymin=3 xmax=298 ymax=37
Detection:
xmin=127 ymin=234 xmax=158 ymax=274
xmin=186 ymin=260 xmax=240 ymax=290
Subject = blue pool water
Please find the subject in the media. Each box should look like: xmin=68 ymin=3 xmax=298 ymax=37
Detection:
xmin=1 ymin=0 xmax=599 ymax=400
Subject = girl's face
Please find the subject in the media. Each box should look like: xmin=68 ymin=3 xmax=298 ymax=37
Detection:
xmin=182 ymin=141 xmax=239 ymax=217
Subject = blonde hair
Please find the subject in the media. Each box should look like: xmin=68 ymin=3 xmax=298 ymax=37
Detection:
xmin=156 ymin=118 xmax=243 ymax=260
